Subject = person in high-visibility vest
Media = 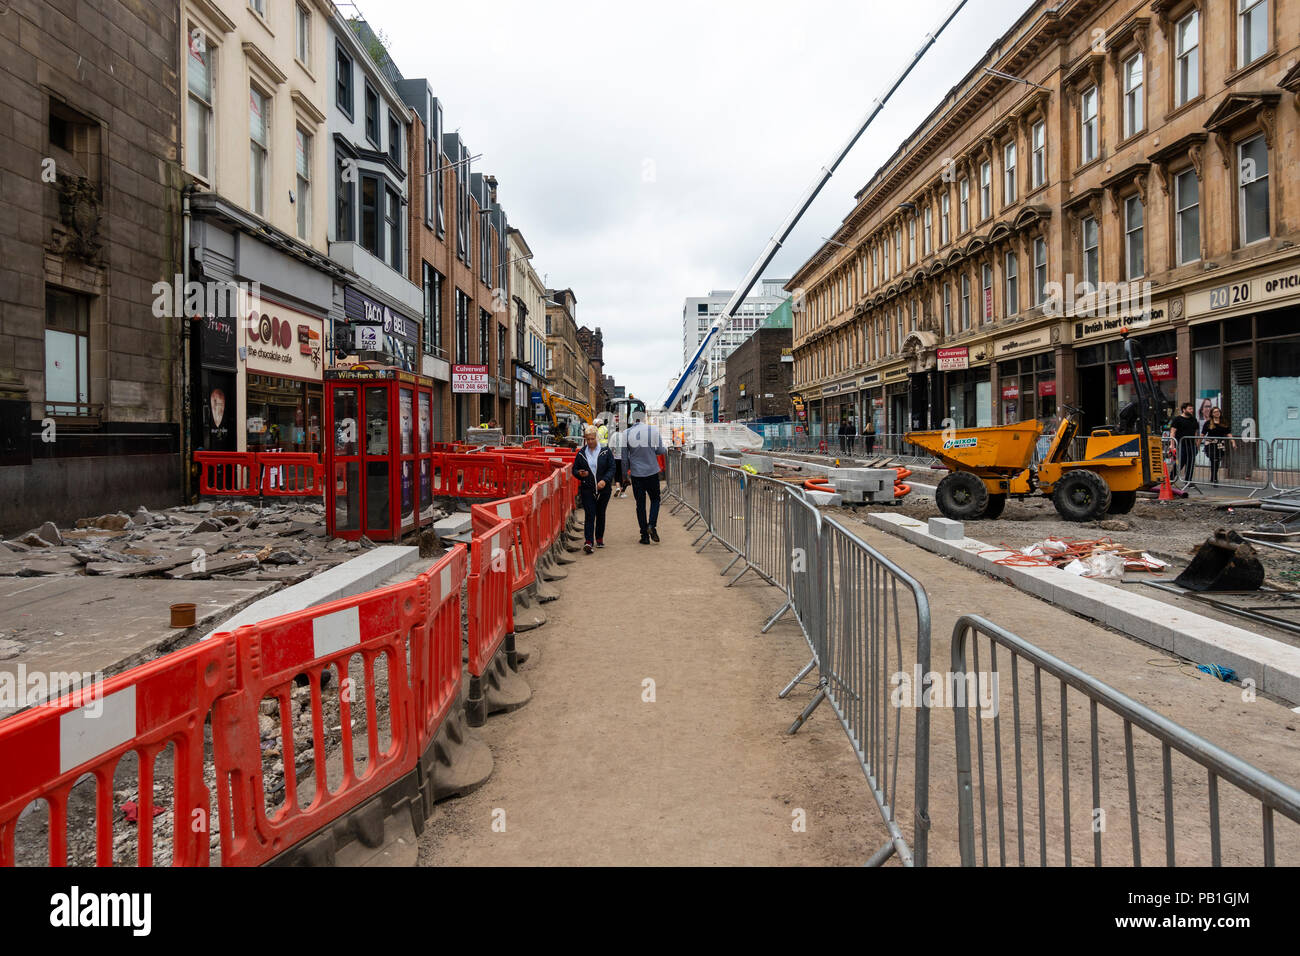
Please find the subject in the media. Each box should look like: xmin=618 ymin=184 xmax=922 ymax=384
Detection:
xmin=596 ymin=421 xmax=609 ymax=446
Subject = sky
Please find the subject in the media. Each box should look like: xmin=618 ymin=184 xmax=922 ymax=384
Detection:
xmin=357 ymin=0 xmax=1034 ymax=404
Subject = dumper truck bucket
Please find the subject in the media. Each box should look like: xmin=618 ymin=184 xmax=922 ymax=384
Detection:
xmin=1172 ymin=529 xmax=1265 ymax=592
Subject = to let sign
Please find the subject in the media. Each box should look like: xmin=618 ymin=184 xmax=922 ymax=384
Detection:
xmin=937 ymin=346 xmax=969 ymax=371
xmin=452 ymin=364 xmax=490 ymax=393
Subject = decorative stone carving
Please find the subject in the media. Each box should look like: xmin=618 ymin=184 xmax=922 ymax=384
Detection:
xmin=49 ymin=174 xmax=102 ymax=263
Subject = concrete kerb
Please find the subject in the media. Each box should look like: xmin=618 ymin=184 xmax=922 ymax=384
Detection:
xmin=867 ymin=511 xmax=1300 ymax=706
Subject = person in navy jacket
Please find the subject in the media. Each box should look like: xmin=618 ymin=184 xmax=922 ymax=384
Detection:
xmin=572 ymin=424 xmax=616 ymax=553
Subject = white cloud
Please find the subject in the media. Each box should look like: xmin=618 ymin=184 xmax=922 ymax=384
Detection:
xmin=361 ymin=0 xmax=1033 ymax=403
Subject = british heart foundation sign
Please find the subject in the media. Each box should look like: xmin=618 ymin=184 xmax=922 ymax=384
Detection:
xmin=451 ymin=364 xmax=490 ymax=393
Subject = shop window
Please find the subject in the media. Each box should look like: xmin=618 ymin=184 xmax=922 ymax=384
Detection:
xmin=44 ymin=287 xmax=91 ymax=417
xmin=1238 ymin=135 xmax=1269 ymax=246
xmin=1175 ymin=11 xmax=1198 ymax=106
xmin=1175 ymin=169 xmax=1200 ymax=265
xmin=1122 ymin=52 xmax=1144 ymax=138
xmin=1124 ymin=195 xmax=1144 ymax=280
xmin=1238 ymin=0 xmax=1269 ymax=69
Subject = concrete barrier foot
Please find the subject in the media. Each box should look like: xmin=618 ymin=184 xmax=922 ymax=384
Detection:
xmin=425 ymin=706 xmax=493 ymax=804
xmin=513 ymin=592 xmax=547 ymax=630
xmin=484 ymin=652 xmax=532 ymax=715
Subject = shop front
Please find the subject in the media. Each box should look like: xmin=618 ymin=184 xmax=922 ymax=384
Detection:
xmin=239 ymin=291 xmax=325 ymax=458
xmin=941 ymin=340 xmax=992 ymax=429
xmin=1072 ymin=300 xmax=1173 ymax=435
xmin=823 ymin=377 xmax=859 ymax=432
xmin=858 ymin=372 xmax=883 ymax=438
xmin=1185 ymin=262 xmax=1300 ymax=449
xmin=882 ymin=364 xmax=909 ymax=434
xmin=194 ymin=312 xmax=237 ymax=453
xmin=994 ymin=324 xmax=1059 ymax=428
xmin=339 ymin=285 xmax=421 ymax=375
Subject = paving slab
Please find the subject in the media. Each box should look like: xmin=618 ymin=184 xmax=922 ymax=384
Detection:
xmin=0 ymin=577 xmax=276 ymax=717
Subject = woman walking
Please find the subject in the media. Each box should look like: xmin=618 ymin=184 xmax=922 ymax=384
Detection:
xmin=572 ymin=424 xmax=615 ymax=553
xmin=1201 ymin=406 xmax=1233 ymax=485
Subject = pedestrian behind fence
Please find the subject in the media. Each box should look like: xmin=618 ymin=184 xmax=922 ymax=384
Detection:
xmin=609 ymin=426 xmax=629 ymax=498
xmin=1201 ymin=407 xmax=1235 ymax=485
xmin=624 ymin=418 xmax=667 ymax=545
xmin=1169 ymin=402 xmax=1199 ymax=482
xmin=838 ymin=416 xmax=856 ymax=456
xmin=572 ymin=424 xmax=615 ymax=553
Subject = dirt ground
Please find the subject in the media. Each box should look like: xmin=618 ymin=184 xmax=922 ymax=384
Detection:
xmin=417 ymin=491 xmax=893 ymax=866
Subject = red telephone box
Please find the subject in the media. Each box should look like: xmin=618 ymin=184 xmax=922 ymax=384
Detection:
xmin=325 ymin=366 xmax=437 ymax=541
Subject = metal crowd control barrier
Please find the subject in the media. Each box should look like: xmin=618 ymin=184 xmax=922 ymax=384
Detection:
xmin=1270 ymin=438 xmax=1300 ymax=494
xmin=1172 ymin=435 xmax=1271 ymax=497
xmin=951 ymin=615 xmax=1300 ymax=866
xmin=666 ymin=450 xmax=933 ymax=866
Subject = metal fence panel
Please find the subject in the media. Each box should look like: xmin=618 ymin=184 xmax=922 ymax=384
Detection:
xmin=1172 ymin=435 xmax=1270 ymax=496
xmin=1270 ymin=438 xmax=1300 ymax=493
xmin=951 ymin=615 xmax=1300 ymax=866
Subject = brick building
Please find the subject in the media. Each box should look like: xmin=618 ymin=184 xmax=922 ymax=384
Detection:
xmin=545 ymin=289 xmax=587 ymax=404
xmin=724 ymin=327 xmax=794 ymax=423
xmin=790 ymin=0 xmax=1300 ymax=453
xmin=577 ymin=325 xmax=605 ymax=410
xmin=0 ymin=0 xmax=183 ymax=532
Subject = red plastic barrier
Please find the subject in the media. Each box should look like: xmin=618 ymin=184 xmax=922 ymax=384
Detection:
xmin=196 ymin=451 xmax=260 ymax=496
xmin=211 ymin=581 xmax=422 ymax=867
xmin=0 ymin=637 xmax=237 ymax=866
xmin=472 ymin=494 xmax=535 ymax=595
xmin=411 ymin=546 xmax=468 ymax=752
xmin=443 ymin=453 xmax=508 ymax=498
xmin=259 ymin=453 xmax=326 ymax=496
xmin=467 ymin=517 xmax=513 ymax=677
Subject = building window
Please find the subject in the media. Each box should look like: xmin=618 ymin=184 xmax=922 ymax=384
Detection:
xmin=923 ymin=205 xmax=933 ymax=255
xmin=1005 ymin=252 xmax=1018 ymax=316
xmin=385 ymin=186 xmax=401 ymax=271
xmin=893 ymin=227 xmax=902 ymax=274
xmin=872 ymin=247 xmax=880 ymax=284
xmin=941 ymin=193 xmax=951 ymax=244
xmin=882 ymin=240 xmax=890 ymax=281
xmin=1003 ymin=142 xmax=1017 ymax=204
xmin=1031 ymin=120 xmax=1046 ymax=188
xmin=1080 ymin=86 xmax=1098 ymax=164
xmin=959 ymin=178 xmax=970 ymax=232
xmin=1175 ymin=168 xmax=1200 ymax=265
xmin=336 ymin=43 xmax=353 ymax=117
xmin=1033 ymin=236 xmax=1048 ymax=305
xmin=981 ymin=263 xmax=993 ymax=323
xmin=1124 ymin=195 xmax=1144 ymax=280
xmin=1238 ymin=0 xmax=1268 ymax=68
xmin=387 ymin=112 xmax=401 ymax=168
xmin=1082 ymin=216 xmax=1099 ymax=289
xmin=336 ymin=151 xmax=354 ymax=241
xmin=1176 ymin=12 xmax=1199 ymax=106
xmin=455 ymin=289 xmax=469 ymax=363
xmin=908 ymin=217 xmax=916 ymax=263
xmin=249 ymin=0 xmax=265 ymax=15
xmin=364 ymin=82 xmax=379 ymax=147
xmin=433 ymin=100 xmax=445 ymax=236
xmin=1123 ymin=53 xmax=1144 ymax=138
xmin=295 ymin=3 xmax=310 ymax=67
xmin=44 ymin=287 xmax=91 ymax=416
xmin=979 ymin=160 xmax=991 ymax=220
xmin=249 ymin=85 xmax=269 ymax=216
xmin=423 ymin=264 xmax=443 ymax=355
xmin=942 ymin=283 xmax=952 ymax=335
xmin=295 ymin=127 xmax=311 ymax=240
xmin=1238 ymin=134 xmax=1269 ymax=245
xmin=479 ymin=309 xmax=490 ymax=365
xmin=497 ymin=324 xmax=506 ymax=377
xmin=186 ymin=28 xmax=214 ymax=180
xmin=360 ymin=174 xmax=380 ymax=257
xmin=960 ymin=274 xmax=971 ymax=330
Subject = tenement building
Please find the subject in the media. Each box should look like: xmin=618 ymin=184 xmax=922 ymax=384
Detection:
xmin=789 ymin=0 xmax=1300 ymax=452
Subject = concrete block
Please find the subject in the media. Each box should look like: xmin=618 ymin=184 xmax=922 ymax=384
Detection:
xmin=433 ymin=515 xmax=472 ymax=537
xmin=803 ymin=489 xmax=842 ymax=507
xmin=928 ymin=517 xmax=964 ymax=540
xmin=210 ymin=546 xmax=421 ymax=635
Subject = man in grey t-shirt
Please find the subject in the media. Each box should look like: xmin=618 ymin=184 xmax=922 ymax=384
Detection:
xmin=623 ymin=421 xmax=666 ymax=543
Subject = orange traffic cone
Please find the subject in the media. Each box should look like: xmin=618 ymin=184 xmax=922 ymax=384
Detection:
xmin=1158 ymin=454 xmax=1176 ymax=501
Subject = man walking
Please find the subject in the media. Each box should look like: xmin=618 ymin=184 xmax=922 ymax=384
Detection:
xmin=624 ymin=418 xmax=667 ymax=544
xmin=1169 ymin=402 xmax=1199 ymax=482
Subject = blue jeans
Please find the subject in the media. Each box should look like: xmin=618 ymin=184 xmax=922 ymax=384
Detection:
xmin=630 ymin=473 xmax=661 ymax=534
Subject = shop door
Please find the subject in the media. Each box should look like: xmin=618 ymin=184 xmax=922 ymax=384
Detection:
xmin=305 ymin=387 xmax=322 ymax=456
xmin=890 ymin=392 xmax=908 ymax=435
xmin=1078 ymin=366 xmax=1106 ymax=435
xmin=1226 ymin=347 xmax=1255 ymax=479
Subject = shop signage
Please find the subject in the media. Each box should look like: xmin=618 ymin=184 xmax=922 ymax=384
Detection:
xmin=1001 ymin=383 xmax=1019 ymax=400
xmin=859 ymin=373 xmax=880 ymax=387
xmin=343 ymin=287 xmax=418 ymax=343
xmin=241 ymin=290 xmax=323 ymax=379
xmin=823 ymin=383 xmax=841 ymax=395
xmin=1038 ymin=379 xmax=1056 ymax=397
xmin=781 ymin=348 xmax=794 ymax=363
xmin=198 ymin=312 xmax=237 ymax=370
xmin=883 ymin=366 xmax=908 ymax=381
xmin=994 ymin=328 xmax=1052 ymax=358
xmin=1116 ymin=356 xmax=1176 ymax=384
xmin=452 ymin=364 xmax=490 ymax=393
xmin=1072 ymin=302 xmax=1167 ymax=343
xmin=984 ymin=288 xmax=994 ymax=322
xmin=937 ymin=346 xmax=969 ymax=371
xmin=515 ymin=367 xmax=533 ymax=384
xmin=355 ymin=325 xmax=382 ymax=351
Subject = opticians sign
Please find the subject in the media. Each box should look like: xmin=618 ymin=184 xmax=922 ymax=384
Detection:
xmin=451 ymin=364 xmax=490 ymax=393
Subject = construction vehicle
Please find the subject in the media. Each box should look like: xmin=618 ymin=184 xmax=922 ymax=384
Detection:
xmin=537 ymin=388 xmax=649 ymax=445
xmin=906 ymin=333 xmax=1167 ymax=522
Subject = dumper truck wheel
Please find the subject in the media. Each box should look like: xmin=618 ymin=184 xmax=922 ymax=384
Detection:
xmin=1053 ymin=469 xmax=1111 ymax=522
xmin=983 ymin=494 xmax=1007 ymax=519
xmin=936 ymin=472 xmax=988 ymax=520
xmin=1106 ymin=490 xmax=1136 ymax=514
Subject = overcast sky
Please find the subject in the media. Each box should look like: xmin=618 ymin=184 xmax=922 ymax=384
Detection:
xmin=361 ymin=0 xmax=1033 ymax=403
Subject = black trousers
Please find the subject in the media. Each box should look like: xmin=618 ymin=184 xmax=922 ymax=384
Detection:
xmin=630 ymin=473 xmax=661 ymax=533
xmin=580 ymin=485 xmax=612 ymax=543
